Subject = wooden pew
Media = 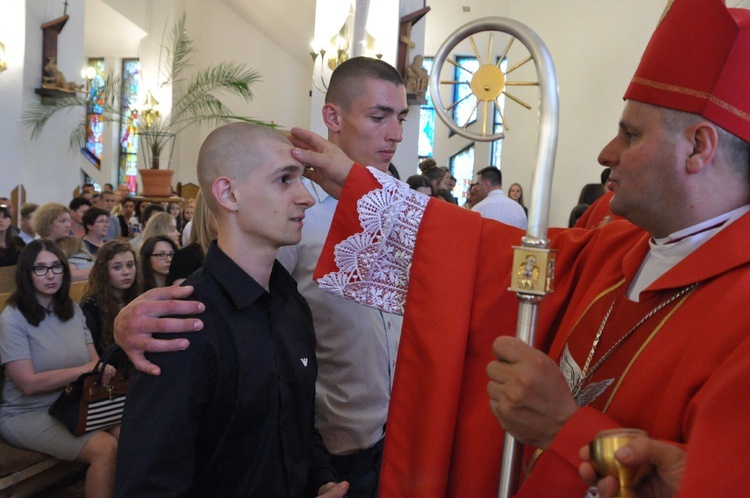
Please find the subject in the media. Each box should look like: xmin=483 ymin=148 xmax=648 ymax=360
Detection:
xmin=0 ymin=266 xmax=16 ymax=294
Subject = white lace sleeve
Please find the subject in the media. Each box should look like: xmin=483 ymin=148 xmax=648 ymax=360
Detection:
xmin=316 ymin=167 xmax=429 ymax=315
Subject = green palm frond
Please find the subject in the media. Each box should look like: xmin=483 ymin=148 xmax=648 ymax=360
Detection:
xmin=23 ymin=12 xmax=269 ymax=168
xmin=163 ymin=13 xmax=193 ymax=88
xmin=69 ymin=121 xmax=88 ymax=151
xmin=170 ymin=63 xmax=261 ymax=124
xmin=21 ymin=96 xmax=87 ymax=139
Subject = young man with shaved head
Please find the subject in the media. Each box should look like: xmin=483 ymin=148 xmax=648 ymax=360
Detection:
xmin=115 ymin=57 xmax=408 ymax=497
xmin=115 ymin=123 xmax=347 ymax=498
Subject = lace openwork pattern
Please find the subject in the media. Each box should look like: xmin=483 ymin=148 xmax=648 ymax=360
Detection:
xmin=316 ymin=167 xmax=429 ymax=315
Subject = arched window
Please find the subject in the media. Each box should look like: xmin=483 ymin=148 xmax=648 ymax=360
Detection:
xmin=119 ymin=59 xmax=140 ymax=195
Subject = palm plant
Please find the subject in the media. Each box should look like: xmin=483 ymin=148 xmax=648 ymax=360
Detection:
xmin=23 ymin=13 xmax=271 ymax=169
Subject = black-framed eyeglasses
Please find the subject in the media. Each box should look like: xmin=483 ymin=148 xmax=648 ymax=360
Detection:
xmin=150 ymin=252 xmax=175 ymax=260
xmin=32 ymin=263 xmax=66 ymax=277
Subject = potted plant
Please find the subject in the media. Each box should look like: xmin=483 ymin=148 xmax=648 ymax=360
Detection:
xmin=23 ymin=13 xmax=272 ymax=196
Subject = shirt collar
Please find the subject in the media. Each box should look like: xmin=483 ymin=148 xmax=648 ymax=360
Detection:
xmin=652 ymin=204 xmax=750 ymax=246
xmin=203 ymin=242 xmax=267 ymax=309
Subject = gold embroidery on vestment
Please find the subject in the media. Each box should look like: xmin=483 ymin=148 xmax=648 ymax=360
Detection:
xmin=631 ymin=77 xmax=750 ymax=123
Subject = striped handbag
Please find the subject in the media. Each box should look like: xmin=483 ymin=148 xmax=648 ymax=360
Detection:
xmin=49 ymin=344 xmax=130 ymax=436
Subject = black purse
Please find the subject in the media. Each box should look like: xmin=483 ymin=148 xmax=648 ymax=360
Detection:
xmin=48 ymin=344 xmax=130 ymax=436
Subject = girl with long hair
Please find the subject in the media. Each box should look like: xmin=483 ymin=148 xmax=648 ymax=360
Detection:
xmin=508 ymin=182 xmax=528 ymax=215
xmin=0 ymin=240 xmax=119 ymax=498
xmin=81 ymin=241 xmax=142 ymax=354
xmin=139 ymin=236 xmax=178 ymax=291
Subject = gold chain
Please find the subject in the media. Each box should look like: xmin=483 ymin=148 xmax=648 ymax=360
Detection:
xmin=572 ymin=283 xmax=699 ymax=398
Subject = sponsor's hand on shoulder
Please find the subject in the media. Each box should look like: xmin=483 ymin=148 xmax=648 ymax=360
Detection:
xmin=114 ymin=285 xmax=204 ymax=375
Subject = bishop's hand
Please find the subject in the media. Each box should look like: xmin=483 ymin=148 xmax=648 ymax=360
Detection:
xmin=486 ymin=336 xmax=579 ymax=449
xmin=290 ymin=127 xmax=355 ymax=200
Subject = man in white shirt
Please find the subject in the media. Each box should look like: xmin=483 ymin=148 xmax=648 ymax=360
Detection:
xmin=471 ymin=166 xmax=527 ymax=229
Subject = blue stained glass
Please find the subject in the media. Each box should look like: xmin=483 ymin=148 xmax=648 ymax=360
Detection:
xmin=83 ymin=58 xmax=106 ymax=167
xmin=119 ymin=59 xmax=140 ymax=191
xmin=453 ymin=56 xmax=480 ymax=127
xmin=418 ymin=57 xmax=435 ymax=161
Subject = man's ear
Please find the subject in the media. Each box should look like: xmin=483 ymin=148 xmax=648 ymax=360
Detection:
xmin=212 ymin=177 xmax=238 ymax=212
xmin=685 ymin=122 xmax=719 ymax=175
xmin=322 ymin=103 xmax=342 ymax=132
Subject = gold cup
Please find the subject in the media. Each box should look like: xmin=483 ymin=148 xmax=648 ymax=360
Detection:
xmin=589 ymin=428 xmax=648 ymax=498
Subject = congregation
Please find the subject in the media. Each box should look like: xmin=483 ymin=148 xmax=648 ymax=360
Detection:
xmin=3 ymin=0 xmax=748 ymax=495
xmin=0 ymin=186 xmax=199 ymax=497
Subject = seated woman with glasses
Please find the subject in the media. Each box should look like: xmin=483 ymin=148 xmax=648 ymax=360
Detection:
xmin=0 ymin=240 xmax=119 ymax=498
xmin=139 ymin=235 xmax=177 ymax=291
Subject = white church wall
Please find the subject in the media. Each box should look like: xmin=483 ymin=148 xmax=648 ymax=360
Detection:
xmin=424 ymin=0 xmax=665 ymax=227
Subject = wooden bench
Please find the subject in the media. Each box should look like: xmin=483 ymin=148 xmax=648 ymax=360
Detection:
xmin=0 ymin=266 xmax=16 ymax=295
xmin=0 ymin=367 xmax=86 ymax=497
xmin=0 ymin=282 xmax=89 ymax=497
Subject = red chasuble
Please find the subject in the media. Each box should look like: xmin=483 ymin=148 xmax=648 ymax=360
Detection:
xmin=315 ymin=165 xmax=750 ymax=498
xmin=574 ymin=190 xmax=625 ymax=229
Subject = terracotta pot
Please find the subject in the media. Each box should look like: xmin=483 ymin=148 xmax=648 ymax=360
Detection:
xmin=138 ymin=169 xmax=175 ymax=197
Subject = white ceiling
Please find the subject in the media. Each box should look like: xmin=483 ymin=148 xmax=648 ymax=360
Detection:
xmin=84 ymin=0 xmax=147 ymax=56
xmin=85 ymin=0 xmax=750 ymax=66
xmin=219 ymin=0 xmax=316 ymax=65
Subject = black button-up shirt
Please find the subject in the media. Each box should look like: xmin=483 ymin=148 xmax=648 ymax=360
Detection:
xmin=116 ymin=243 xmax=335 ymax=497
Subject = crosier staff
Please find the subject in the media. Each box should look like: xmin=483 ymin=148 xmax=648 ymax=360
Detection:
xmin=428 ymin=17 xmax=560 ymax=498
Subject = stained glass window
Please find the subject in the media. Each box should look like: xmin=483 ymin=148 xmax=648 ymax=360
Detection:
xmin=119 ymin=59 xmax=140 ymax=195
xmin=418 ymin=57 xmax=435 ymax=160
xmin=452 ymin=56 xmax=480 ymax=128
xmin=82 ymin=58 xmax=106 ymax=167
xmin=491 ymin=57 xmax=508 ymax=169
xmin=449 ymin=143 xmax=475 ymax=206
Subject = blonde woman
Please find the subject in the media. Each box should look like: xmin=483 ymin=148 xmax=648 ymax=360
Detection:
xmin=167 ymin=192 xmax=217 ymax=286
xmin=135 ymin=212 xmax=180 ymax=251
xmin=31 ymin=203 xmax=71 ymax=242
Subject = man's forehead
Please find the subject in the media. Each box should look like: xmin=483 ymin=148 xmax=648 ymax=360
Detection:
xmin=355 ymin=79 xmax=408 ymax=108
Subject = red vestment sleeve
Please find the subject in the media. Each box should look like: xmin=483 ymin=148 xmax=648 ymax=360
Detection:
xmin=315 ymin=165 xmax=527 ymax=495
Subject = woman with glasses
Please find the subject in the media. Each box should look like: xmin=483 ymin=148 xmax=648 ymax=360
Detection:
xmin=81 ymin=207 xmax=111 ymax=257
xmin=139 ymin=235 xmax=177 ymax=291
xmin=0 ymin=204 xmax=24 ymax=267
xmin=81 ymin=241 xmax=142 ymax=355
xmin=0 ymin=240 xmax=119 ymax=498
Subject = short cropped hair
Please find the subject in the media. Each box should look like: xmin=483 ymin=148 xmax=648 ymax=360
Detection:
xmin=69 ymin=197 xmax=92 ymax=212
xmin=197 ymin=122 xmax=290 ymax=214
xmin=82 ymin=207 xmax=110 ymax=233
xmin=20 ymin=203 xmax=39 ymax=220
xmin=325 ymin=57 xmax=404 ymax=109
xmin=661 ymin=106 xmax=750 ymax=179
xmin=477 ymin=166 xmax=503 ymax=186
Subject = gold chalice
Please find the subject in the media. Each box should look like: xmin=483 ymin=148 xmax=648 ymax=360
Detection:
xmin=589 ymin=428 xmax=648 ymax=498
